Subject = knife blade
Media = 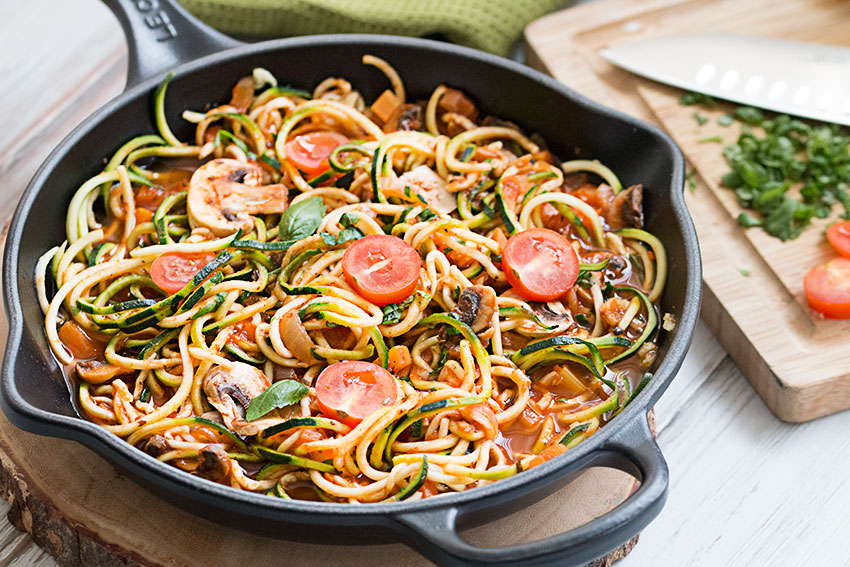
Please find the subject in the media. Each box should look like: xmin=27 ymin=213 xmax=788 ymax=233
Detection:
xmin=599 ymin=33 xmax=850 ymax=126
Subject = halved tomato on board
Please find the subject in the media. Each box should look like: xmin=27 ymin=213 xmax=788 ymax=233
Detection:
xmin=315 ymin=361 xmax=398 ymax=427
xmin=502 ymin=228 xmax=579 ymax=302
xmin=283 ymin=131 xmax=349 ymax=175
xmin=803 ymin=257 xmax=850 ymax=319
xmin=150 ymin=252 xmax=215 ymax=294
xmin=342 ymin=234 xmax=421 ymax=306
xmin=826 ymin=220 xmax=850 ymax=259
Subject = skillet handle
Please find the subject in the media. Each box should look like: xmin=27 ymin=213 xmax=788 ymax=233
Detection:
xmin=393 ymin=415 xmax=667 ymax=567
xmin=101 ymin=0 xmax=242 ymax=89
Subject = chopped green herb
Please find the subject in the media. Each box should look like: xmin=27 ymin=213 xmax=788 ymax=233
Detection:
xmin=679 ymin=91 xmax=716 ymax=107
xmin=692 ymin=112 xmax=709 ymax=126
xmin=686 ymin=169 xmax=697 ymax=193
xmin=734 ymin=106 xmax=764 ymax=126
xmin=697 ymin=136 xmax=724 ymax=144
xmin=381 ymin=294 xmax=416 ymax=324
xmin=717 ymin=115 xmax=734 ymax=127
xmin=738 ymin=268 xmax=751 ymax=277
xmin=722 ymin=113 xmax=850 ymax=240
xmin=418 ymin=208 xmax=437 ymax=221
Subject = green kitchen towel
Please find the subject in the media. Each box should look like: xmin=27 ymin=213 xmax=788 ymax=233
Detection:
xmin=179 ymin=0 xmax=567 ymax=56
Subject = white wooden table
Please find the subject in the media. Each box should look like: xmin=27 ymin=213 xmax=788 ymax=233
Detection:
xmin=2 ymin=1 xmax=849 ymax=565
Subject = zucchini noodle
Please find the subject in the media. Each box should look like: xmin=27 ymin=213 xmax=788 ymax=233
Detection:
xmin=39 ymin=58 xmax=667 ymax=503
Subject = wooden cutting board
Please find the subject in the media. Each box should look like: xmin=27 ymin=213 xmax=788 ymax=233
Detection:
xmin=525 ymin=0 xmax=850 ymax=422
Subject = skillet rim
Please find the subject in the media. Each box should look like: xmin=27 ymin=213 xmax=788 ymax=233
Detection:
xmin=1 ymin=33 xmax=699 ymax=519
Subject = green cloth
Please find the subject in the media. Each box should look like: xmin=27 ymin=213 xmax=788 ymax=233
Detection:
xmin=179 ymin=0 xmax=566 ymax=56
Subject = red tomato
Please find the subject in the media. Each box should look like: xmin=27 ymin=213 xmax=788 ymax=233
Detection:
xmin=315 ymin=361 xmax=398 ymax=426
xmin=342 ymin=234 xmax=421 ymax=306
xmin=150 ymin=252 xmax=215 ymax=294
xmin=502 ymin=228 xmax=579 ymax=301
xmin=283 ymin=131 xmax=348 ymax=175
xmin=826 ymin=220 xmax=850 ymax=259
xmin=804 ymin=257 xmax=850 ymax=319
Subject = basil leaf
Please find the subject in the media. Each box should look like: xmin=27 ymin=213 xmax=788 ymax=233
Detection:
xmin=246 ymin=379 xmax=309 ymax=422
xmin=320 ymin=232 xmax=337 ymax=246
xmin=381 ymin=293 xmax=416 ymax=324
xmin=339 ymin=212 xmax=359 ymax=229
xmin=336 ymin=227 xmax=363 ymax=244
xmin=279 ymin=196 xmax=325 ymax=242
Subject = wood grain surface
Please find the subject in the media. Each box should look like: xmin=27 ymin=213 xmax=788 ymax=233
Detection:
xmin=526 ymin=0 xmax=850 ymax=422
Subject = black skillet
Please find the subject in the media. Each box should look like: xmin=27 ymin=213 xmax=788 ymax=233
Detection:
xmin=0 ymin=1 xmax=702 ymax=565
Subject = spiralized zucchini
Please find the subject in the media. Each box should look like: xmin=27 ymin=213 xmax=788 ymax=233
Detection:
xmin=39 ymin=59 xmax=667 ymax=502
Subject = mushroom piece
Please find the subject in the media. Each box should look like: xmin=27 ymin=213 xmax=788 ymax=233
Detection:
xmin=76 ymin=360 xmax=133 ymax=384
xmin=384 ymin=103 xmax=424 ymax=132
xmin=187 ymin=158 xmax=288 ymax=237
xmin=203 ymin=361 xmax=270 ymax=435
xmin=529 ymin=300 xmax=572 ymax=329
xmin=383 ymin=165 xmax=457 ymax=216
xmin=451 ymin=285 xmax=497 ymax=333
xmin=197 ymin=445 xmax=232 ymax=482
xmin=142 ymin=435 xmax=170 ymax=458
xmin=607 ymin=184 xmax=644 ymax=230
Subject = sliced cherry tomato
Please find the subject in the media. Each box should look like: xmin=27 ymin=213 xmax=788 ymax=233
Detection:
xmin=315 ymin=361 xmax=398 ymax=426
xmin=803 ymin=257 xmax=850 ymax=319
xmin=284 ymin=131 xmax=349 ymax=175
xmin=502 ymin=228 xmax=579 ymax=302
xmin=342 ymin=234 xmax=421 ymax=306
xmin=150 ymin=252 xmax=215 ymax=294
xmin=826 ymin=220 xmax=850 ymax=259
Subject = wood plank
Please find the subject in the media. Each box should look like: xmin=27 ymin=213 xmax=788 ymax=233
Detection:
xmin=525 ymin=0 xmax=850 ymax=421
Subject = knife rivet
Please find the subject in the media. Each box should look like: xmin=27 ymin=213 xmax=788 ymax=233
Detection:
xmin=768 ymin=81 xmax=788 ymax=100
xmin=695 ymin=63 xmax=715 ymax=84
xmin=720 ymin=69 xmax=739 ymax=90
xmin=744 ymin=75 xmax=764 ymax=96
xmin=793 ymin=86 xmax=812 ymax=107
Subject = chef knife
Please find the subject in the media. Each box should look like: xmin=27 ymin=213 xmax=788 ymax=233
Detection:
xmin=598 ymin=32 xmax=850 ymax=126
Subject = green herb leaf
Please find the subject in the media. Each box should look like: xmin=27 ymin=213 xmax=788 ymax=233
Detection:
xmin=737 ymin=212 xmax=762 ymax=228
xmin=697 ymin=135 xmax=724 ymax=144
xmin=418 ymin=208 xmax=437 ymax=221
xmin=279 ymin=196 xmax=326 ymax=242
xmin=381 ymin=294 xmax=416 ymax=324
xmin=339 ymin=212 xmax=359 ymax=229
xmin=734 ymin=106 xmax=764 ymax=126
xmin=679 ymin=91 xmax=716 ymax=107
xmin=738 ymin=268 xmax=751 ymax=277
xmin=246 ymin=380 xmax=308 ymax=421
xmin=717 ymin=115 xmax=734 ymax=127
xmin=692 ymin=112 xmax=708 ymax=126
xmin=320 ymin=232 xmax=338 ymax=246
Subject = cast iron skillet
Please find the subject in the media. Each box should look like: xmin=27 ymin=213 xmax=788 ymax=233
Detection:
xmin=1 ymin=1 xmax=701 ymax=565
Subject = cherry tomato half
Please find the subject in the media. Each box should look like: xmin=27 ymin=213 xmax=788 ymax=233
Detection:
xmin=803 ymin=257 xmax=850 ymax=319
xmin=315 ymin=361 xmax=398 ymax=426
xmin=826 ymin=220 xmax=850 ymax=259
xmin=342 ymin=234 xmax=421 ymax=306
xmin=283 ymin=131 xmax=349 ymax=175
xmin=502 ymin=228 xmax=579 ymax=302
xmin=150 ymin=252 xmax=215 ymax=294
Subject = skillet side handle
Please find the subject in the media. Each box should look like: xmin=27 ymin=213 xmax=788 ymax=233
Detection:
xmin=101 ymin=0 xmax=243 ymax=89
xmin=394 ymin=415 xmax=667 ymax=567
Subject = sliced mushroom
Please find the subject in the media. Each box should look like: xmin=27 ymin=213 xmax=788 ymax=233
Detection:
xmin=451 ymin=285 xmax=497 ymax=333
xmin=76 ymin=360 xmax=133 ymax=384
xmin=187 ymin=158 xmax=288 ymax=237
xmin=383 ymin=165 xmax=457 ymax=216
xmin=528 ymin=300 xmax=572 ymax=329
xmin=142 ymin=435 xmax=170 ymax=458
xmin=203 ymin=361 xmax=270 ymax=434
xmin=384 ymin=103 xmax=424 ymax=133
xmin=608 ymin=184 xmax=644 ymax=230
xmin=197 ymin=445 xmax=232 ymax=482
